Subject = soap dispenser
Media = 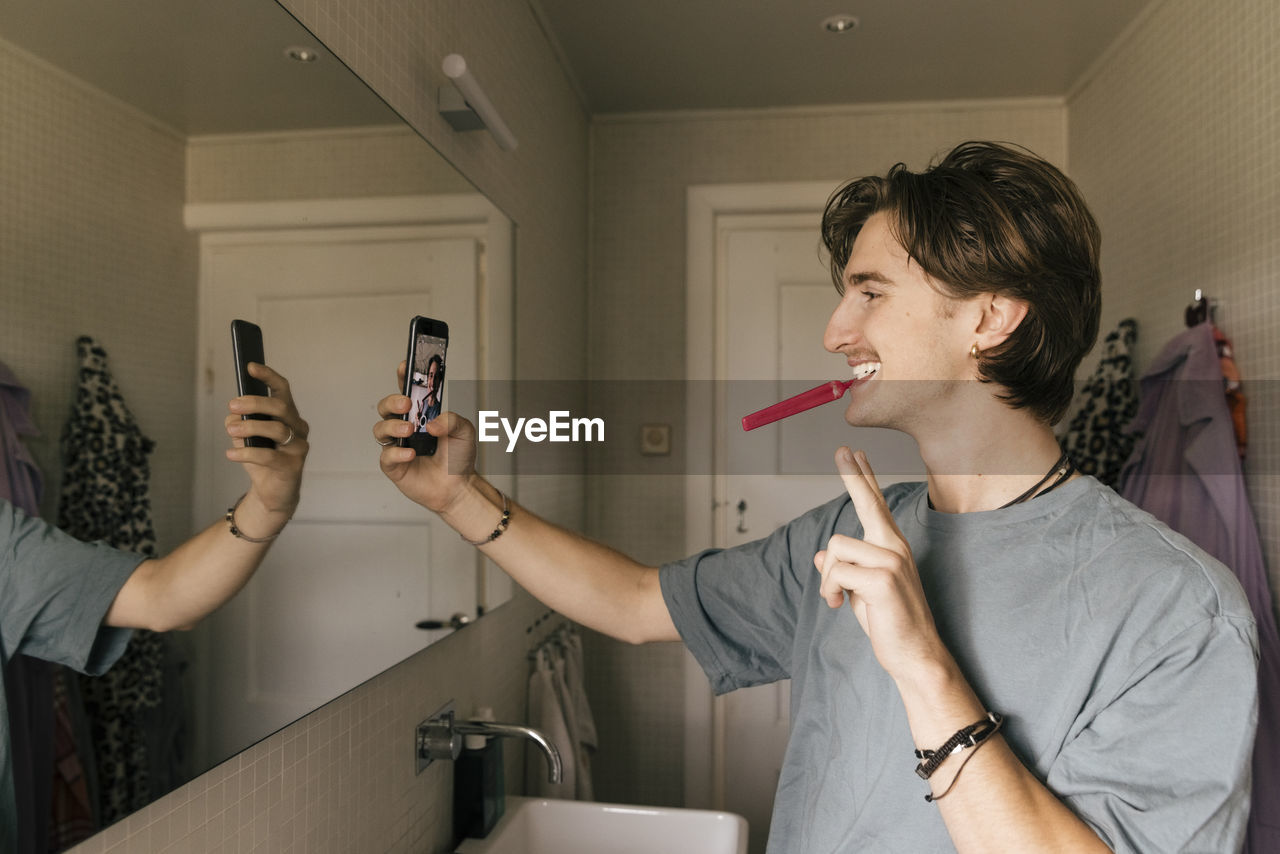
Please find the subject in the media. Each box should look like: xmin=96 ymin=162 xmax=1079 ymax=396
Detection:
xmin=453 ymin=706 xmax=505 ymax=839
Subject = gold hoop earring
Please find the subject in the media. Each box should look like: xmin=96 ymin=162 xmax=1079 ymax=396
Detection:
xmin=969 ymin=343 xmax=981 ymax=359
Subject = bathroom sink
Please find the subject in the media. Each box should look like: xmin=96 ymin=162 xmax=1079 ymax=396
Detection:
xmin=454 ymin=796 xmax=748 ymax=854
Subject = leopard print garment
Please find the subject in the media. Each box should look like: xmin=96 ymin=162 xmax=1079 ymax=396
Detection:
xmin=55 ymin=336 xmax=179 ymax=825
xmin=1061 ymin=318 xmax=1139 ymax=488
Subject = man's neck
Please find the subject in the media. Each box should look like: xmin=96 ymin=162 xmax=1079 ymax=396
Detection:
xmin=916 ymin=401 xmax=1069 ymax=515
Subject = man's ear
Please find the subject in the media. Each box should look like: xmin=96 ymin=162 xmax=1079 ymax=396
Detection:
xmin=975 ymin=294 xmax=1029 ymax=350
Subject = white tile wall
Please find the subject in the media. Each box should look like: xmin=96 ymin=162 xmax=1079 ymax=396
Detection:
xmin=1069 ymin=0 xmax=1280 ymax=610
xmin=0 ymin=36 xmax=196 ymax=552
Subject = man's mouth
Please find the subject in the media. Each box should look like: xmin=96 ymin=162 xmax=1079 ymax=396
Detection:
xmin=849 ymin=361 xmax=881 ymax=383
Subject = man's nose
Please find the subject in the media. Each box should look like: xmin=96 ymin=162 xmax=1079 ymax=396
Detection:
xmin=823 ymin=295 xmax=858 ymax=353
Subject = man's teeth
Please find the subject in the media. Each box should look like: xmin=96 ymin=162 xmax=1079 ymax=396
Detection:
xmin=851 ymin=362 xmax=881 ymax=380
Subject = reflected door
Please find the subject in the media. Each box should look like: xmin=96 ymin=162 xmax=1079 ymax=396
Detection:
xmin=192 ymin=222 xmax=481 ymax=768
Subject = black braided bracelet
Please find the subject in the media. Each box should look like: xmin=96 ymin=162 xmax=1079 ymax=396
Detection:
xmin=914 ymin=711 xmax=1005 ymax=783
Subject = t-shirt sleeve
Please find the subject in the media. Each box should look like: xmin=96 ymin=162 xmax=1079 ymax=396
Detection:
xmin=1047 ymin=614 xmax=1258 ymax=854
xmin=659 ymin=495 xmax=850 ymax=694
xmin=0 ymin=501 xmax=141 ymax=675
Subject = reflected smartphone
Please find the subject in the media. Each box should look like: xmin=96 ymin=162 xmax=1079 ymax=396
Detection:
xmin=400 ymin=315 xmax=449 ymax=456
xmin=230 ymin=319 xmax=275 ymax=449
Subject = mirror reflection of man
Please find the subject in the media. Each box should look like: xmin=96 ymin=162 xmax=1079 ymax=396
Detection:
xmin=0 ymin=362 xmax=309 ymax=851
xmin=408 ymin=354 xmax=443 ymax=431
xmin=408 ymin=372 xmax=430 ymax=429
xmin=373 ymin=142 xmax=1258 ymax=853
xmin=421 ymin=354 xmax=443 ymax=426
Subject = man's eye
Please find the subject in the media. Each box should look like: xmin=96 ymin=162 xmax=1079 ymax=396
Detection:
xmin=862 ymin=291 xmax=880 ymax=301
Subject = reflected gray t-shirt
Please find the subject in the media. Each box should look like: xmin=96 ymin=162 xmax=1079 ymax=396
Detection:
xmin=661 ymin=477 xmax=1258 ymax=853
xmin=0 ymin=500 xmax=140 ymax=851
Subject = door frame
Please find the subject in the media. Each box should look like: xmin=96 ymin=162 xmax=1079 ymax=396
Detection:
xmin=683 ymin=181 xmax=838 ymax=809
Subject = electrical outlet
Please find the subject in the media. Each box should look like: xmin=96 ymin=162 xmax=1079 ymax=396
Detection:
xmin=640 ymin=423 xmax=671 ymax=455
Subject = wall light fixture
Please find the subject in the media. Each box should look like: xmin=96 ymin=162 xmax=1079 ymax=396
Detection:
xmin=439 ymin=54 xmax=518 ymax=152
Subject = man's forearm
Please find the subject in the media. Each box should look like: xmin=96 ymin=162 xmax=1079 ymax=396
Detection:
xmin=104 ymin=491 xmax=286 ymax=631
xmin=897 ymin=660 xmax=1112 ymax=853
xmin=442 ymin=475 xmax=678 ymax=645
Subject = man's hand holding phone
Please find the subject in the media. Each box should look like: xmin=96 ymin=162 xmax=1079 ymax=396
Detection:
xmin=400 ymin=315 xmax=448 ymax=456
xmin=227 ymin=320 xmax=309 ymax=533
xmin=374 ymin=360 xmax=478 ymax=514
xmin=226 ymin=362 xmax=309 ymax=518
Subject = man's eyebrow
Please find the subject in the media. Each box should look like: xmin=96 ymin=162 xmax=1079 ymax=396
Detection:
xmin=844 ymin=271 xmax=895 ymax=288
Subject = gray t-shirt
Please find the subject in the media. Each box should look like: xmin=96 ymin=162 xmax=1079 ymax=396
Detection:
xmin=0 ymin=500 xmax=141 ymax=851
xmin=661 ymin=477 xmax=1259 ymax=853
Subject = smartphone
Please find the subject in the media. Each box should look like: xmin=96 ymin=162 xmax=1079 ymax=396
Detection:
xmin=400 ymin=315 xmax=449 ymax=456
xmin=230 ymin=319 xmax=275 ymax=449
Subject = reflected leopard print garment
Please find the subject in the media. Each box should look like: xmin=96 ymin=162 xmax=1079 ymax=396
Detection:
xmin=55 ymin=336 xmax=182 ymax=825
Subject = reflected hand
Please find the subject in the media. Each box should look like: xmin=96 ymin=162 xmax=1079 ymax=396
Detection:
xmin=374 ymin=361 xmax=478 ymax=513
xmin=813 ymin=448 xmax=947 ymax=684
xmin=224 ymin=362 xmax=309 ymax=522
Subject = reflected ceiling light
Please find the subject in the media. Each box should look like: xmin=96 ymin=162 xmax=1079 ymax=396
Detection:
xmin=284 ymin=46 xmax=320 ymax=62
xmin=821 ymin=14 xmax=860 ymax=33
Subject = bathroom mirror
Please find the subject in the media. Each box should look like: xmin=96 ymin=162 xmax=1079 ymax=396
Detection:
xmin=0 ymin=0 xmax=513 ymax=845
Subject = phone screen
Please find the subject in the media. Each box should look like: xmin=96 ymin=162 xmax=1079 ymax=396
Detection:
xmin=401 ymin=316 xmax=448 ymax=455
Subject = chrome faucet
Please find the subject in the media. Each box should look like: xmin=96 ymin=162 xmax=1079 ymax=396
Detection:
xmin=416 ymin=702 xmax=563 ymax=783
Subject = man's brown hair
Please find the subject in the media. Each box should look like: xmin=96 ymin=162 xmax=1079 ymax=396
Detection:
xmin=821 ymin=141 xmax=1101 ymax=424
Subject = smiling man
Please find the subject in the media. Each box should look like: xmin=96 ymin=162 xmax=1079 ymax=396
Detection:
xmin=374 ymin=141 xmax=1258 ymax=853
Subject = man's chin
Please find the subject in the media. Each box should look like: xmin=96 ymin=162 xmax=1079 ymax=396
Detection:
xmin=842 ymin=398 xmax=903 ymax=432
xmin=843 ymin=403 xmax=885 ymax=429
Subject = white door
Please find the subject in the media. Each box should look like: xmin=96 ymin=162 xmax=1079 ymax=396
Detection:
xmin=191 ymin=223 xmax=483 ymax=767
xmin=716 ymin=214 xmax=923 ymax=853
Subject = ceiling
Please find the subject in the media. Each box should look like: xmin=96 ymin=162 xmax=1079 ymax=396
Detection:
xmin=532 ymin=0 xmax=1154 ymax=113
xmin=0 ymin=0 xmax=1155 ymax=132
xmin=0 ymin=0 xmax=398 ymax=135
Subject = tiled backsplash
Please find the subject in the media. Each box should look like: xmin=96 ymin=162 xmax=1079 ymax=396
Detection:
xmin=68 ymin=592 xmax=550 ymax=854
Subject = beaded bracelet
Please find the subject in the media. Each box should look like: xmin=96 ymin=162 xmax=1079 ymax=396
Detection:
xmin=225 ymin=493 xmax=283 ymax=544
xmin=463 ymin=490 xmax=511 ymax=546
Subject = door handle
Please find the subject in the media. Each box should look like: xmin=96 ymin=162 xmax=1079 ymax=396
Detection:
xmin=415 ymin=612 xmax=472 ymax=631
xmin=736 ymin=500 xmax=748 ymax=534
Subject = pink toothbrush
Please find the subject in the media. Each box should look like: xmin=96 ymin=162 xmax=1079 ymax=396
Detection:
xmin=741 ymin=379 xmax=855 ymax=431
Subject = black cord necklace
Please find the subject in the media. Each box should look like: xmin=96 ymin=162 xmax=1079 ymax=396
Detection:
xmin=996 ymin=449 xmax=1075 ymax=509
xmin=927 ymin=450 xmax=1076 ymax=511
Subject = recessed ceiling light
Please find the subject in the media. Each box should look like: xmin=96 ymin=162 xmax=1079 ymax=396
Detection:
xmin=821 ymin=14 xmax=860 ymax=33
xmin=284 ymin=46 xmax=320 ymax=62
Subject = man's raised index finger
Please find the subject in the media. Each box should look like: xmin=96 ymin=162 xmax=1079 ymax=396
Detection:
xmin=836 ymin=447 xmax=892 ymax=540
